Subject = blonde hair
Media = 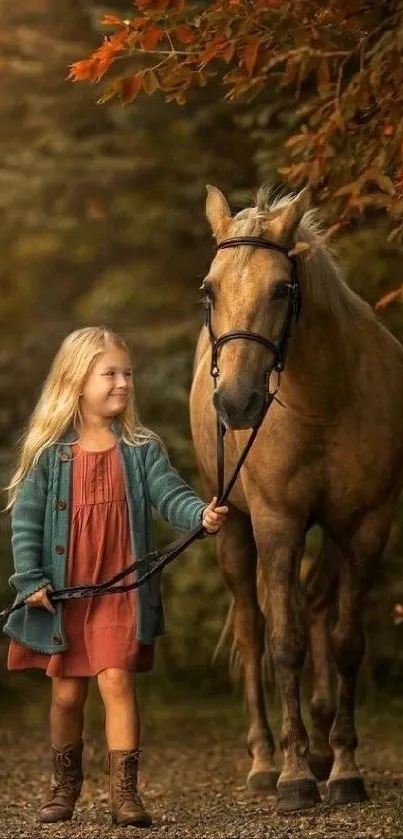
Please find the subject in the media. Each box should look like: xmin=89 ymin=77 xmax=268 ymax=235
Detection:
xmin=4 ymin=326 xmax=165 ymax=510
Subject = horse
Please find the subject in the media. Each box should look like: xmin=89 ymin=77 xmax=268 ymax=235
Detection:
xmin=189 ymin=184 xmax=403 ymax=813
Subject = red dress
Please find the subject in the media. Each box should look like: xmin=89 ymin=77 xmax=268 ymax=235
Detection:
xmin=7 ymin=442 xmax=154 ymax=677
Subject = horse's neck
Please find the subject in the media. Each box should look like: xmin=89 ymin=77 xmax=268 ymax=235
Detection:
xmin=280 ymin=292 xmax=359 ymax=417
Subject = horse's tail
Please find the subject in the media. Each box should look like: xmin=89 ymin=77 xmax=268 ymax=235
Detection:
xmin=211 ymin=600 xmax=241 ymax=682
xmin=211 ymin=599 xmax=276 ymax=694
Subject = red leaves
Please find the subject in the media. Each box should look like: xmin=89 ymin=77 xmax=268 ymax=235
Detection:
xmin=67 ymin=0 xmax=403 ymax=243
xmin=101 ymin=15 xmax=125 ymax=26
xmin=142 ymin=70 xmax=160 ymax=95
xmin=69 ymin=31 xmax=127 ymax=83
xmin=140 ymin=27 xmax=165 ymax=50
xmin=199 ymin=38 xmax=224 ymax=67
xmin=121 ymin=75 xmax=143 ymax=105
xmin=68 ymin=59 xmax=96 ymax=82
xmin=176 ymin=24 xmax=195 ymax=44
xmin=242 ymin=37 xmax=260 ymax=76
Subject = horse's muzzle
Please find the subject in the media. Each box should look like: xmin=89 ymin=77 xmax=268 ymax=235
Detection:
xmin=213 ymin=385 xmax=266 ymax=430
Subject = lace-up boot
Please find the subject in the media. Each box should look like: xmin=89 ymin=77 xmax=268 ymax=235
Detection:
xmin=40 ymin=741 xmax=84 ymax=823
xmin=108 ymin=749 xmax=152 ymax=827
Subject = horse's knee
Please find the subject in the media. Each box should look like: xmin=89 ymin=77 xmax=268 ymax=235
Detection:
xmin=271 ymin=623 xmax=306 ymax=672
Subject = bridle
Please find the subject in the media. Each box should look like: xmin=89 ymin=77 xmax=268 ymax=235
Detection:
xmin=206 ymin=237 xmax=300 ymax=380
xmin=205 ymin=236 xmax=300 ymax=499
xmin=0 ymin=237 xmax=300 ymax=622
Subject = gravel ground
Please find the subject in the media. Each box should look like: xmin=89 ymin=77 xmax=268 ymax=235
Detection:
xmin=0 ymin=688 xmax=402 ymax=839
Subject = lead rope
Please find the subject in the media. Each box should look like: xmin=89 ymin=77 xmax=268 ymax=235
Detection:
xmin=0 ymin=393 xmax=271 ymax=621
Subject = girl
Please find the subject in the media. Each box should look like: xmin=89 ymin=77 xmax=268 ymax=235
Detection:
xmin=2 ymin=326 xmax=228 ymax=828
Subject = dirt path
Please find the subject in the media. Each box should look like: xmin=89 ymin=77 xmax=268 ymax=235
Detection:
xmin=0 ymin=688 xmax=402 ymax=839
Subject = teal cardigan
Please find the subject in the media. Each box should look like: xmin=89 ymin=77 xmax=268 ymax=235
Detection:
xmin=2 ymin=420 xmax=208 ymax=653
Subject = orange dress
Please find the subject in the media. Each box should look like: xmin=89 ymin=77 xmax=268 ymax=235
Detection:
xmin=7 ymin=442 xmax=154 ymax=677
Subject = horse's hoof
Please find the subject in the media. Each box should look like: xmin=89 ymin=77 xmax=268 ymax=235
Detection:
xmin=247 ymin=768 xmax=279 ymax=793
xmin=276 ymin=778 xmax=321 ymax=813
xmin=327 ymin=776 xmax=368 ymax=805
xmin=308 ymin=753 xmax=333 ymax=781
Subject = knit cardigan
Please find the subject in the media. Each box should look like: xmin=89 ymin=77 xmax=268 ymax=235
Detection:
xmin=2 ymin=420 xmax=208 ymax=653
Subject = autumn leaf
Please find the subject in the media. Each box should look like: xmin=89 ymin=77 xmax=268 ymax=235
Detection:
xmin=199 ymin=40 xmax=223 ymax=67
xmin=97 ymin=80 xmax=122 ymax=104
xmin=67 ymin=59 xmax=96 ymax=82
xmin=243 ymin=37 xmax=260 ymax=76
xmin=142 ymin=70 xmax=159 ymax=95
xmin=176 ymin=25 xmax=195 ymax=44
xmin=101 ymin=15 xmax=125 ymax=26
xmin=140 ymin=27 xmax=165 ymax=51
xmin=120 ymin=74 xmax=143 ymax=105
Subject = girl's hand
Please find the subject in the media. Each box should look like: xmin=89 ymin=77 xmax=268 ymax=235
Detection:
xmin=25 ymin=584 xmax=56 ymax=614
xmin=202 ymin=496 xmax=229 ymax=534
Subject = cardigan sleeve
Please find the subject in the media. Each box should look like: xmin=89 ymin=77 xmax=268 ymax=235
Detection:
xmin=144 ymin=440 xmax=208 ymax=534
xmin=8 ymin=452 xmax=52 ymax=600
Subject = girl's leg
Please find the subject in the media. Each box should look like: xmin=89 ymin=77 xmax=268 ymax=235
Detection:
xmin=51 ymin=676 xmax=89 ymax=746
xmin=97 ymin=668 xmax=151 ymax=827
xmin=41 ymin=677 xmax=89 ymax=824
xmin=97 ymin=668 xmax=139 ymax=749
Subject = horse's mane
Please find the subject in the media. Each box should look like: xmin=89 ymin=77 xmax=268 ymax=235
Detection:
xmin=229 ymin=187 xmax=374 ymax=324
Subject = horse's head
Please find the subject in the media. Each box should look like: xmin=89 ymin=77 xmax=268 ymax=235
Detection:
xmin=203 ymin=184 xmax=310 ymax=430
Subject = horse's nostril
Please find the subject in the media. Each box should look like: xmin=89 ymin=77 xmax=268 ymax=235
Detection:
xmin=244 ymin=390 xmax=262 ymax=417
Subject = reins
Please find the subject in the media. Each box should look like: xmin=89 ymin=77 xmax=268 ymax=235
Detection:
xmin=0 ymin=237 xmax=300 ymax=623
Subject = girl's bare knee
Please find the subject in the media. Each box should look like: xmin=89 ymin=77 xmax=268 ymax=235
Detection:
xmin=52 ymin=676 xmax=89 ymax=710
xmin=97 ymin=668 xmax=134 ymax=701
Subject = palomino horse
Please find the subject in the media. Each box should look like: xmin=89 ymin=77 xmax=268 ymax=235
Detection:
xmin=189 ymin=185 xmax=403 ymax=813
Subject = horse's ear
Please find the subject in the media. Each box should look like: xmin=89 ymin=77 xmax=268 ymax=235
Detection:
xmin=265 ymin=187 xmax=311 ymax=242
xmin=205 ymin=185 xmax=231 ymax=241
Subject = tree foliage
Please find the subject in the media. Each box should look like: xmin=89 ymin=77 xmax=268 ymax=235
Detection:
xmin=69 ymin=0 xmax=403 ymax=244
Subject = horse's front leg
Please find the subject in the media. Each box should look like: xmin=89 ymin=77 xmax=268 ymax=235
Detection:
xmin=216 ymin=508 xmax=279 ymax=792
xmin=254 ymin=518 xmax=321 ymax=813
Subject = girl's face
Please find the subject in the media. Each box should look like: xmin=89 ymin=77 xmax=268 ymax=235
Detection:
xmin=80 ymin=345 xmax=133 ymax=419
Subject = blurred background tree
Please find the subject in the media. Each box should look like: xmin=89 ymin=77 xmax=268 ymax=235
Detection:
xmin=1 ymin=0 xmax=402 ymax=706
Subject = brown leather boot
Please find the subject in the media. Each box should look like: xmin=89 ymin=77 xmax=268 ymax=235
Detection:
xmin=108 ymin=749 xmax=152 ymax=827
xmin=40 ymin=741 xmax=84 ymax=823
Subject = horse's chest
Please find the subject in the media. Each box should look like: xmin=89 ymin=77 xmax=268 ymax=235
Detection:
xmin=227 ymin=416 xmax=326 ymax=512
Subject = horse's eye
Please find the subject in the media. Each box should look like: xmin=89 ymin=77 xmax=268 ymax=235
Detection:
xmin=271 ymin=282 xmax=289 ymax=300
xmin=201 ymin=282 xmax=215 ymax=304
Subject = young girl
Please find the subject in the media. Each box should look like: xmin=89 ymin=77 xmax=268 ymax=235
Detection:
xmin=2 ymin=326 xmax=228 ymax=828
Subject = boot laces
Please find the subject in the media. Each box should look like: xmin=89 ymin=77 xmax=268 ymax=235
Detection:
xmin=116 ymin=753 xmax=143 ymax=805
xmin=52 ymin=746 xmax=82 ymax=796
